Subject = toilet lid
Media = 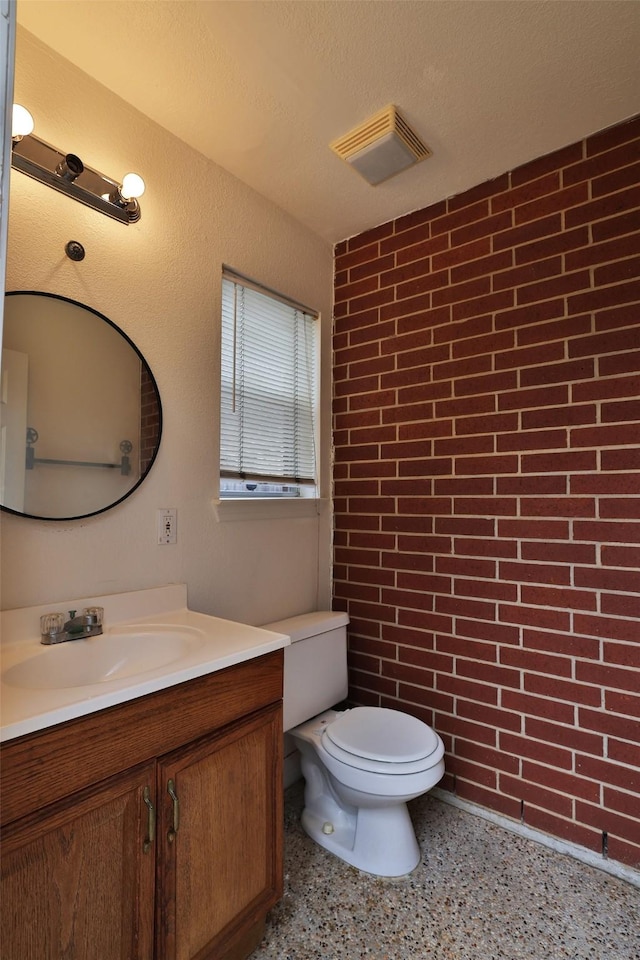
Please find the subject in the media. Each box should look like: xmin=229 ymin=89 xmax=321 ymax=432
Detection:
xmin=324 ymin=707 xmax=440 ymax=764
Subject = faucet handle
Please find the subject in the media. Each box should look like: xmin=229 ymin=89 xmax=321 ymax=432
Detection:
xmin=84 ymin=606 xmax=104 ymax=626
xmin=40 ymin=612 xmax=65 ymax=637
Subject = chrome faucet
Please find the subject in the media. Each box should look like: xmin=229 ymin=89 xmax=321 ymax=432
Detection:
xmin=40 ymin=607 xmax=104 ymax=645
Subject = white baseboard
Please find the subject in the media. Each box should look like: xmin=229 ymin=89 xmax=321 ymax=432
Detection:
xmin=432 ymin=788 xmax=640 ymax=889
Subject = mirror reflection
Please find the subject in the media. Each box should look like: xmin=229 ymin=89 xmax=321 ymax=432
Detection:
xmin=1 ymin=292 xmax=162 ymax=520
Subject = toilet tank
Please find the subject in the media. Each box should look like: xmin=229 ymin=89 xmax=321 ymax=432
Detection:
xmin=261 ymin=611 xmax=349 ymax=731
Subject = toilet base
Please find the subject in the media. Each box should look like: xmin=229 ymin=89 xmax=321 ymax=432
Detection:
xmin=300 ymin=796 xmax=422 ymax=877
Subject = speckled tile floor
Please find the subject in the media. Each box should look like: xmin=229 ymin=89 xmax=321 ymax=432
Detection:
xmin=252 ymin=783 xmax=640 ymax=960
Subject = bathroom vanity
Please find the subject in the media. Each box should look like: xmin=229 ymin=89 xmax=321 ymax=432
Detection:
xmin=0 ymin=586 xmax=289 ymax=960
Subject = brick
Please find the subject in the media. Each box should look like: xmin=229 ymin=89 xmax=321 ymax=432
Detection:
xmin=455 ymin=617 xmax=520 ymax=646
xmin=575 ymin=661 xmax=640 ymax=694
xmin=432 ymin=198 xmax=490 ymax=236
xmin=569 ymin=279 xmax=640 ymax=315
xmin=524 ymin=673 xmax=600 ymax=706
xmin=571 ymin=472 xmax=640 ymax=495
xmin=435 ymin=517 xmax=496 ymax=537
xmin=498 ymin=518 xmax=570 ymax=540
xmin=500 ymin=604 xmax=571 ymax=633
xmin=455 ymin=659 xmax=520 ymax=689
xmin=580 ymin=708 xmax=640 ymax=742
xmin=575 ymin=613 xmax=639 ymax=643
xmin=516 ymin=226 xmax=590 ymax=266
xmin=517 ymin=270 xmax=590 ymax=306
xmin=500 ymin=560 xmax=571 ymax=586
xmin=523 ymin=807 xmax=601 ymax=852
xmin=522 ymin=403 xmax=598 ymax=430
xmin=455 ymin=739 xmax=520 ymax=774
xmin=398 ymin=646 xmax=454 ymax=674
xmin=511 ymin=142 xmax=583 ymax=186
xmin=601 ymin=545 xmax=640 ymax=567
xmin=608 ymin=739 xmax=640 ymax=767
xmin=604 ymin=641 xmax=640 ymax=668
xmin=492 ymin=171 xmax=560 ymax=213
xmin=499 ymin=385 xmax=570 ymax=413
xmin=576 ymin=801 xmax=640 ymax=847
xmin=385 ymin=660 xmax=434 ymax=687
xmin=521 ymin=541 xmax=595 ymax=565
xmin=497 ymin=475 xmax=567 ymax=496
xmin=573 ymin=521 xmax=640 ymax=544
xmin=435 ymin=633 xmax=497 ymax=663
xmin=433 ymin=236 xmax=491 ymax=271
xmin=565 ymin=186 xmax=640 ymax=229
xmin=451 ymin=210 xmax=513 ymax=248
xmin=501 ymin=690 xmax=574 ymax=724
xmin=524 ymin=717 xmax=604 ymax=756
xmin=495 ymin=342 xmax=565 ymax=374
xmin=496 ymin=428 xmax=566 ymax=453
xmin=600 ymin=447 xmax=640 ymax=471
xmin=349 ymin=669 xmax=397 ymax=698
xmin=457 ymin=699 xmax=522 ymax=732
xmin=520 ymin=357 xmax=595 ymax=388
xmin=451 ymin=250 xmax=512 ymax=284
xmin=493 ymin=213 xmax=562 ymax=252
xmin=575 ymin=566 xmax=640 ymax=593
xmin=521 ymin=450 xmax=597 ymax=474
xmin=576 ymin=755 xmax=640 ymax=794
xmin=500 ymin=647 xmax=572 ymax=678
xmin=452 ymin=330 xmax=515 ymax=361
xmin=500 ymin=732 xmax=573 ymax=770
xmin=516 ymin=183 xmax=589 ymax=225
xmin=454 ymin=537 xmax=519 ymax=559
xmin=601 ymin=398 xmax=640 ymax=423
xmin=570 ymin=327 xmax=640 ymax=362
xmin=454 ymin=454 xmax=518 ymax=475
xmin=435 ymin=594 xmax=496 ymax=622
xmin=396 ymin=233 xmax=449 ymax=266
xmin=452 ymin=289 xmax=515 ymax=322
xmin=605 ymin=690 xmax=640 ymax=717
xmin=521 ymin=760 xmax=601 ymax=803
xmin=437 ymin=673 xmax=499 ymax=705
xmin=600 ymin=593 xmax=640 ymax=620
xmin=492 ymin=255 xmax=562 ymax=292
xmin=448 ymin=756 xmax=497 ymax=789
xmin=453 ymin=781 xmax=522 ymax=820
xmin=495 ymin=298 xmax=566 ymax=331
xmin=586 ymin=116 xmax=640 ymax=156
xmin=500 ymin=774 xmax=573 ymax=819
xmin=520 ymin=496 xmax=595 ymax=518
xmin=604 ymin=786 xmax=640 ymax=819
xmin=523 ymin=627 xmax=599 ymax=659
xmin=591 ymin=208 xmax=640 ymax=243
xmin=436 ymin=713 xmax=497 ymax=747
xmin=454 ymin=577 xmax=517 ymax=602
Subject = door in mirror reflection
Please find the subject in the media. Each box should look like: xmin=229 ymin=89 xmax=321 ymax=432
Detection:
xmin=1 ymin=292 xmax=162 ymax=520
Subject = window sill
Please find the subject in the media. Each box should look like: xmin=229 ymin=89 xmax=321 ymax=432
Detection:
xmin=213 ymin=497 xmax=328 ymax=522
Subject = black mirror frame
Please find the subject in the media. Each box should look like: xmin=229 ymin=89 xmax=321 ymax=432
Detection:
xmin=1 ymin=290 xmax=163 ymax=522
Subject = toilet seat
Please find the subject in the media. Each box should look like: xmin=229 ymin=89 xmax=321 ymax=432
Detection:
xmin=321 ymin=707 xmax=442 ymax=774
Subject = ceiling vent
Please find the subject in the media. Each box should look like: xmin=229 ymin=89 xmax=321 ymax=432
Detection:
xmin=330 ymin=105 xmax=432 ymax=186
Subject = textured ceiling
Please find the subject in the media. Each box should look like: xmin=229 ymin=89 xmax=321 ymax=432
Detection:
xmin=16 ymin=0 xmax=640 ymax=245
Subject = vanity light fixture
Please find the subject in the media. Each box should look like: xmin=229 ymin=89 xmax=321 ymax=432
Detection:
xmin=10 ymin=104 xmax=145 ymax=224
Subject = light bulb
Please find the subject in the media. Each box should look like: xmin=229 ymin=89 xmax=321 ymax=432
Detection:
xmin=12 ymin=104 xmax=34 ymax=139
xmin=120 ymin=173 xmax=145 ymax=200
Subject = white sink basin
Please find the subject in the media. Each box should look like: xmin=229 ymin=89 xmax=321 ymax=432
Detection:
xmin=2 ymin=624 xmax=205 ymax=690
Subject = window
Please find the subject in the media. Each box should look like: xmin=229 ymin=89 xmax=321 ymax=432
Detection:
xmin=220 ymin=269 xmax=319 ymax=499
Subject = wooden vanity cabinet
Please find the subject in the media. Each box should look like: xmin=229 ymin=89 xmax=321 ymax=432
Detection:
xmin=0 ymin=651 xmax=284 ymax=960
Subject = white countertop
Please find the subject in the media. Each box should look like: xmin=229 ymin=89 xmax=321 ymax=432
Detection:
xmin=0 ymin=584 xmax=290 ymax=742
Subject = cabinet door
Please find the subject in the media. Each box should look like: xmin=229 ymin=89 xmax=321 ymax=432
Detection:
xmin=0 ymin=762 xmax=156 ymax=960
xmin=157 ymin=703 xmax=283 ymax=960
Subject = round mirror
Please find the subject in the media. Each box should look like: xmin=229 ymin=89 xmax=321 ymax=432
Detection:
xmin=1 ymin=291 xmax=162 ymax=521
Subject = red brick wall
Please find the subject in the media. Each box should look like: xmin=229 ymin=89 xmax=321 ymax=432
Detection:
xmin=332 ymin=116 xmax=640 ymax=869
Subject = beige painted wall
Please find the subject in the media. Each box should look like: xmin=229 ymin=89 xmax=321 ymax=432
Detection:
xmin=1 ymin=28 xmax=334 ymax=623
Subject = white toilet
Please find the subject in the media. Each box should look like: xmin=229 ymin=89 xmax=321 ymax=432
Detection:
xmin=262 ymin=611 xmax=445 ymax=877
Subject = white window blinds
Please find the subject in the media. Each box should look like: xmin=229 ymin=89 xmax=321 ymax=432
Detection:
xmin=220 ymin=271 xmax=319 ymax=490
